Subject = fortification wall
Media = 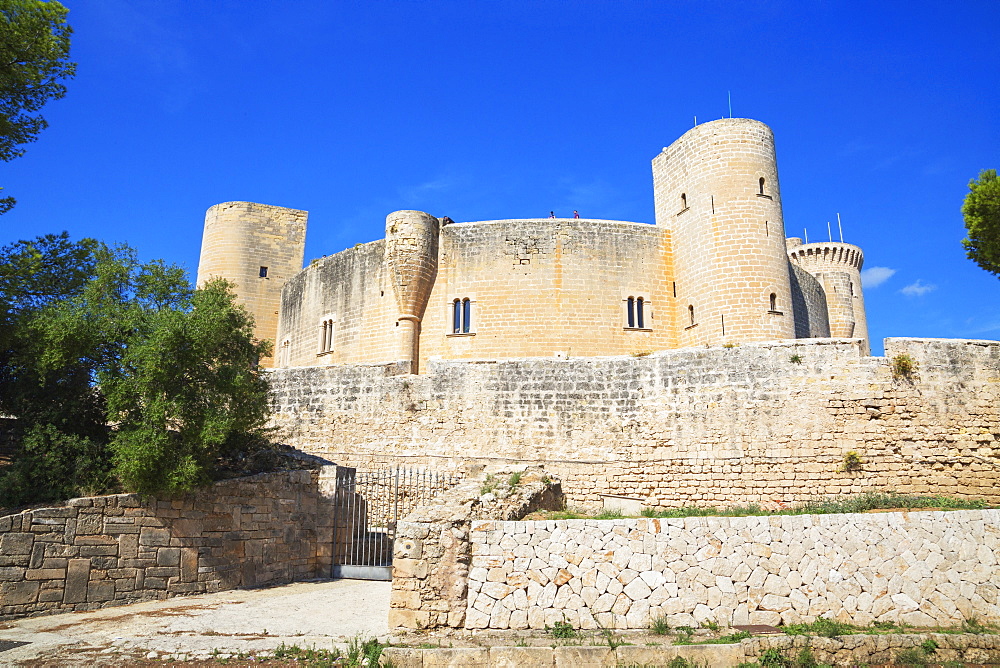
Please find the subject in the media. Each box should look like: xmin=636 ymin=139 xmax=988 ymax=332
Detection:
xmin=267 ymin=337 xmax=1000 ymax=507
xmin=653 ymin=118 xmax=795 ymax=347
xmin=276 ymin=219 xmax=678 ymax=370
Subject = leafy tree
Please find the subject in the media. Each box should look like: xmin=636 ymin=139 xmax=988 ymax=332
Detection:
xmin=0 ymin=234 xmax=272 ymax=505
xmin=0 ymin=0 xmax=76 ymax=213
xmin=962 ymin=169 xmax=1000 ymax=277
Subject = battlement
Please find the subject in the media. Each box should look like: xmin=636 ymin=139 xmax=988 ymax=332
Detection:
xmin=788 ymin=240 xmax=864 ymax=271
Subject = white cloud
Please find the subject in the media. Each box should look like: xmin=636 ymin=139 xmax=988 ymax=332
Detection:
xmin=901 ymin=280 xmax=936 ymax=297
xmin=860 ymin=266 xmax=896 ymax=288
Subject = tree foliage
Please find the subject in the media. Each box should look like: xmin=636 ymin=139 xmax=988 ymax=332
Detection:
xmin=0 ymin=233 xmax=272 ymax=505
xmin=0 ymin=0 xmax=76 ymax=213
xmin=962 ymin=169 xmax=1000 ymax=277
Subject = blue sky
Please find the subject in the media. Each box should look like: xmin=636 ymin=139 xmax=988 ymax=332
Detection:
xmin=3 ymin=0 xmax=998 ymax=355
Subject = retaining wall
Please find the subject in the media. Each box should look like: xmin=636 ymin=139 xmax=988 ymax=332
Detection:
xmin=0 ymin=468 xmax=339 ymax=619
xmin=465 ymin=510 xmax=1000 ymax=631
xmin=268 ymin=337 xmax=1000 ymax=507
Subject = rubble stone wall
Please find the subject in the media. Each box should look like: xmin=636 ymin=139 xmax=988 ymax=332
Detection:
xmin=466 ymin=509 xmax=1000 ymax=631
xmin=0 ymin=468 xmax=338 ymax=619
xmin=268 ymin=337 xmax=1000 ymax=508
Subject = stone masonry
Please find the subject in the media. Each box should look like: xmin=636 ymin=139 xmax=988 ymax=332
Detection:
xmin=0 ymin=468 xmax=339 ymax=619
xmin=268 ymin=337 xmax=1000 ymax=508
xmin=466 ymin=509 xmax=1000 ymax=631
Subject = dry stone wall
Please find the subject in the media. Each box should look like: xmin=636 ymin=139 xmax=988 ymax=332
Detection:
xmin=268 ymin=337 xmax=1000 ymax=508
xmin=466 ymin=509 xmax=1000 ymax=631
xmin=0 ymin=468 xmax=338 ymax=619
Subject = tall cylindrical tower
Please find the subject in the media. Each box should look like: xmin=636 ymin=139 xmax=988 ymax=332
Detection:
xmin=652 ymin=118 xmax=795 ymax=346
xmin=196 ymin=202 xmax=307 ymax=367
xmin=384 ymin=210 xmax=440 ymax=373
xmin=786 ymin=241 xmax=869 ymax=353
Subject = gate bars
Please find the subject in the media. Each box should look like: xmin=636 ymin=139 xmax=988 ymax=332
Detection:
xmin=332 ymin=466 xmax=461 ymax=581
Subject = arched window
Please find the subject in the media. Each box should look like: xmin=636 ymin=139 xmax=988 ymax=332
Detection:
xmin=452 ymin=298 xmax=473 ymax=334
xmin=759 ymin=177 xmax=766 ymax=194
xmin=680 ymin=193 xmax=687 ymax=210
xmin=319 ymin=319 xmax=334 ymax=354
xmin=636 ymin=297 xmax=644 ymax=328
xmin=627 ymin=297 xmax=635 ymax=328
xmin=769 ymin=293 xmax=777 ymax=311
xmin=688 ymin=304 xmax=695 ymax=326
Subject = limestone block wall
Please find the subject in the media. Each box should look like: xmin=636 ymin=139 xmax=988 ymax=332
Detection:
xmin=0 ymin=469 xmax=338 ymax=619
xmin=268 ymin=337 xmax=1000 ymax=508
xmin=466 ymin=510 xmax=1000 ymax=630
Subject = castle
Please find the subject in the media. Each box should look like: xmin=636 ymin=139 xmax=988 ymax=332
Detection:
xmin=197 ymin=118 xmax=869 ymax=371
xmin=197 ymin=118 xmax=1000 ymax=511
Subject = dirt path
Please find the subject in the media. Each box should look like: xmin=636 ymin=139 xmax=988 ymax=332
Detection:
xmin=0 ymin=579 xmax=391 ymax=665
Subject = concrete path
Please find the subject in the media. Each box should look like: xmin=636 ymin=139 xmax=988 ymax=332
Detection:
xmin=0 ymin=579 xmax=391 ymax=665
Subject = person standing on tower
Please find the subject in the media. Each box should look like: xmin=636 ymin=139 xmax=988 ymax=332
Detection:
xmin=573 ymin=210 xmax=580 ymax=218
xmin=549 ymin=211 xmax=555 ymax=218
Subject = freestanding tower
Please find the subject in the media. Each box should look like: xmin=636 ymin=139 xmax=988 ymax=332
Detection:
xmin=196 ymin=201 xmax=307 ymax=367
xmin=653 ymin=118 xmax=796 ymax=347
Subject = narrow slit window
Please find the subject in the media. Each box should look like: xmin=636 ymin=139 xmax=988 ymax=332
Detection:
xmin=627 ymin=297 xmax=635 ymax=328
xmin=765 ymin=221 xmax=769 ymax=236
xmin=680 ymin=193 xmax=687 ymax=210
xmin=259 ymin=266 xmax=268 ymax=278
xmin=759 ymin=177 xmax=766 ymax=195
xmin=462 ymin=298 xmax=471 ymax=333
xmin=769 ymin=293 xmax=777 ymax=311
xmin=672 ymin=282 xmax=677 ymax=298
xmin=689 ymin=304 xmax=695 ymax=326
xmin=636 ymin=297 xmax=644 ymax=328
xmin=453 ymin=299 xmax=461 ymax=333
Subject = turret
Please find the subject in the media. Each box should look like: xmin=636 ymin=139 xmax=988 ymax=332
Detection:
xmin=787 ymin=240 xmax=869 ymax=353
xmin=384 ymin=210 xmax=440 ymax=373
xmin=196 ymin=202 xmax=307 ymax=367
xmin=653 ymin=118 xmax=795 ymax=346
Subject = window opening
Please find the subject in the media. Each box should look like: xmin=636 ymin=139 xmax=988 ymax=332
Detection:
xmin=759 ymin=177 xmax=766 ymax=195
xmin=770 ymin=293 xmax=777 ymax=311
xmin=452 ymin=298 xmax=472 ymax=334
xmin=680 ymin=193 xmax=687 ymax=209
xmin=319 ymin=319 xmax=334 ymax=354
xmin=765 ymin=221 xmax=769 ymax=237
xmin=721 ymin=314 xmax=725 ymax=337
xmin=688 ymin=305 xmax=695 ymax=326
xmin=259 ymin=266 xmax=268 ymax=278
xmin=636 ymin=297 xmax=644 ymax=328
xmin=672 ymin=282 xmax=677 ymax=298
xmin=627 ymin=297 xmax=635 ymax=328
xmin=711 ymin=195 xmax=715 ymax=214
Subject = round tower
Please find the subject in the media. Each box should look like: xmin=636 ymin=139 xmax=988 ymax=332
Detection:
xmin=652 ymin=118 xmax=795 ymax=346
xmin=384 ymin=210 xmax=440 ymax=373
xmin=786 ymin=241 xmax=869 ymax=353
xmin=196 ymin=202 xmax=307 ymax=367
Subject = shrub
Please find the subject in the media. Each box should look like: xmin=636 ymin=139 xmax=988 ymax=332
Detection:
xmin=650 ymin=615 xmax=671 ymax=635
xmin=789 ymin=353 xmax=803 ymax=364
xmin=894 ymin=647 xmax=929 ymax=666
xmin=546 ymin=618 xmax=576 ymax=639
xmin=839 ymin=450 xmax=863 ymax=472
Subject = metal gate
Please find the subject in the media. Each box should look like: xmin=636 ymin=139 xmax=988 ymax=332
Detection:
xmin=332 ymin=466 xmax=460 ymax=581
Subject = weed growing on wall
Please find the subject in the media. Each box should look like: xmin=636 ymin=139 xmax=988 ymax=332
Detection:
xmin=891 ymin=352 xmax=918 ymax=380
xmin=839 ymin=450 xmax=863 ymax=472
xmin=789 ymin=353 xmax=803 ymax=364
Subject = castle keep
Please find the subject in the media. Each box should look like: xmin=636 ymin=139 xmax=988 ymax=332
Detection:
xmin=197 ymin=118 xmax=999 ymax=509
xmin=197 ymin=118 xmax=869 ymax=372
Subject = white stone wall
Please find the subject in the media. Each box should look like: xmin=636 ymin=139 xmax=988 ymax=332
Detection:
xmin=466 ymin=510 xmax=1000 ymax=630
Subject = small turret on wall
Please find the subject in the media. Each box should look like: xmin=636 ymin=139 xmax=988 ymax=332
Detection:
xmin=787 ymin=239 xmax=869 ymax=354
xmin=384 ymin=210 xmax=440 ymax=373
xmin=196 ymin=202 xmax=307 ymax=367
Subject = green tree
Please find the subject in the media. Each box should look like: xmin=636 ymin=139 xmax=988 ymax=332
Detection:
xmin=962 ymin=169 xmax=1000 ymax=277
xmin=0 ymin=0 xmax=76 ymax=213
xmin=0 ymin=234 xmax=272 ymax=505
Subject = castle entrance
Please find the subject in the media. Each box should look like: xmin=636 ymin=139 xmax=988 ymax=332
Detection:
xmin=332 ymin=466 xmax=459 ymax=580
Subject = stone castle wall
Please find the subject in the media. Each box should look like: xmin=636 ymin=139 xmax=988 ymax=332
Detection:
xmin=466 ymin=510 xmax=1000 ymax=631
xmin=0 ymin=469 xmax=337 ymax=619
xmin=267 ymin=337 xmax=1000 ymax=507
